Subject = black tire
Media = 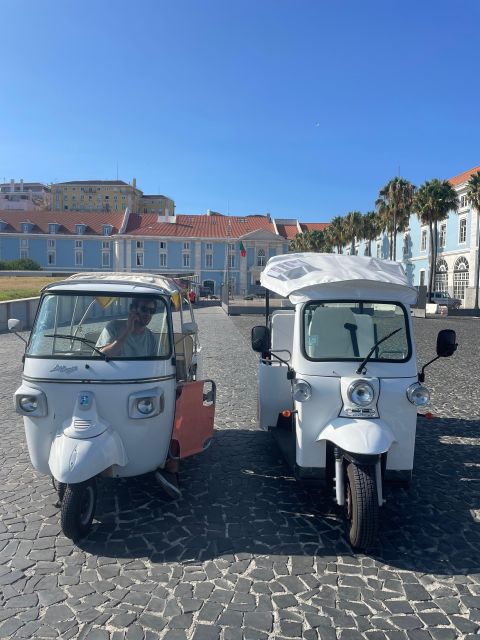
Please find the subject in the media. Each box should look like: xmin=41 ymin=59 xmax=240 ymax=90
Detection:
xmin=345 ymin=462 xmax=379 ymax=549
xmin=61 ymin=479 xmax=97 ymax=542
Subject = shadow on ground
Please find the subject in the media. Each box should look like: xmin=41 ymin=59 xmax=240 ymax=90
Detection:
xmin=74 ymin=418 xmax=480 ymax=575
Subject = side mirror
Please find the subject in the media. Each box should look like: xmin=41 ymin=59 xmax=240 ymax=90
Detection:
xmin=436 ymin=329 xmax=457 ymax=357
xmin=251 ymin=325 xmax=270 ymax=353
xmin=182 ymin=321 xmax=198 ymax=336
xmin=8 ymin=318 xmax=22 ymax=332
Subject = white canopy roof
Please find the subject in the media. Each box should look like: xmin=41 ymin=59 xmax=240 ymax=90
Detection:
xmin=260 ymin=253 xmax=418 ymax=305
xmin=45 ymin=272 xmax=181 ymax=296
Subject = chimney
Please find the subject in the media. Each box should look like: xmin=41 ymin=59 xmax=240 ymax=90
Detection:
xmin=132 ymin=178 xmax=136 ymax=189
xmin=10 ymin=179 xmax=15 ymax=193
xmin=20 ymin=179 xmax=24 ymax=192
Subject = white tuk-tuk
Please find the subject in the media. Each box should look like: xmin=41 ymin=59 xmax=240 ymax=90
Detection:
xmin=251 ymin=253 xmax=457 ymax=549
xmin=9 ymin=272 xmax=215 ymax=541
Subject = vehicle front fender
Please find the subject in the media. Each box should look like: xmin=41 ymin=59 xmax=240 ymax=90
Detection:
xmin=317 ymin=418 xmax=396 ymax=455
xmin=49 ymin=428 xmax=128 ymax=484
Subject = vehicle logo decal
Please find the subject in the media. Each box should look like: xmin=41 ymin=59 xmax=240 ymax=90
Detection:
xmin=49 ymin=364 xmax=79 ymax=374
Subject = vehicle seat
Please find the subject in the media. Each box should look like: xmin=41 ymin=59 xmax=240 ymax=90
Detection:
xmin=308 ymin=306 xmax=359 ymax=358
xmin=174 ymin=333 xmax=194 ymax=381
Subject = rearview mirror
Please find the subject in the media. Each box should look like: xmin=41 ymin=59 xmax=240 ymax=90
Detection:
xmin=251 ymin=325 xmax=270 ymax=353
xmin=182 ymin=321 xmax=198 ymax=336
xmin=8 ymin=318 xmax=22 ymax=332
xmin=436 ymin=329 xmax=457 ymax=357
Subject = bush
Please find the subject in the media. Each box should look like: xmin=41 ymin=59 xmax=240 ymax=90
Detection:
xmin=0 ymin=258 xmax=42 ymax=271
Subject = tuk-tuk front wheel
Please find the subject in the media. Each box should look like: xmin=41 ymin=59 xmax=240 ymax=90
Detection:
xmin=61 ymin=478 xmax=97 ymax=542
xmin=345 ymin=462 xmax=379 ymax=549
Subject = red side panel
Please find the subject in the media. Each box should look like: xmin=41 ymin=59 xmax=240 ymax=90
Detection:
xmin=172 ymin=380 xmax=215 ymax=459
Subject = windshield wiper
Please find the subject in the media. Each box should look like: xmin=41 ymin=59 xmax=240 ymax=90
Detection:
xmin=44 ymin=334 xmax=107 ymax=359
xmin=355 ymin=327 xmax=402 ymax=375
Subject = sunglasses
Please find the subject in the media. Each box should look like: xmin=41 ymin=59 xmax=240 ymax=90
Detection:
xmin=138 ymin=305 xmax=156 ymax=314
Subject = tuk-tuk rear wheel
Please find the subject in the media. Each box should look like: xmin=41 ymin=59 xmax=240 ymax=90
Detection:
xmin=61 ymin=478 xmax=97 ymax=542
xmin=345 ymin=462 xmax=379 ymax=549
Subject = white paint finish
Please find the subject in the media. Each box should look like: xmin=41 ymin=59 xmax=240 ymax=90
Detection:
xmin=257 ymin=362 xmax=292 ymax=429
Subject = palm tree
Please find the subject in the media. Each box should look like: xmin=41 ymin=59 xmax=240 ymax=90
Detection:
xmin=362 ymin=211 xmax=382 ymax=257
xmin=289 ymin=232 xmax=310 ymax=252
xmin=466 ymin=171 xmax=480 ymax=309
xmin=327 ymin=216 xmax=346 ymax=254
xmin=343 ymin=211 xmax=364 ymax=255
xmin=376 ymin=178 xmax=416 ymax=260
xmin=414 ymin=179 xmax=459 ymax=303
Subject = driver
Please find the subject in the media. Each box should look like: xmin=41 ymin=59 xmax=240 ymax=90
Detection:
xmin=96 ymin=298 xmax=158 ymax=357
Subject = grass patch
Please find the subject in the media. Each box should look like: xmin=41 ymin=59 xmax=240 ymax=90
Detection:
xmin=0 ymin=276 xmax=64 ymax=301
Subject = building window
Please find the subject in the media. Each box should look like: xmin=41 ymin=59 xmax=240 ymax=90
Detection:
xmin=102 ymin=241 xmax=110 ymax=250
xmin=460 ymin=194 xmax=469 ymax=208
xmin=75 ymin=240 xmax=83 ymax=249
xmin=228 ymin=254 xmax=235 ymax=269
xmin=376 ymin=242 xmax=381 ymax=258
xmin=205 ymin=253 xmax=213 ymax=268
xmin=403 ymin=234 xmax=410 ymax=256
xmin=48 ymin=223 xmax=56 ymax=234
xmin=160 ymin=253 xmax=167 ymax=267
xmin=20 ymin=238 xmax=28 ymax=248
xmin=136 ymin=240 xmax=144 ymax=249
xmin=453 ymin=257 xmax=469 ymax=301
xmin=48 ymin=239 xmax=56 ymax=249
xmin=20 ymin=249 xmax=28 ymax=259
xmin=102 ymin=251 xmax=110 ymax=267
xmin=183 ymin=253 xmax=190 ymax=268
xmin=419 ymin=270 xmax=426 ymax=287
xmin=22 ymin=223 xmax=29 ymax=233
xmin=439 ymin=223 xmax=447 ymax=248
xmin=75 ymin=250 xmax=83 ymax=266
xmin=206 ymin=242 xmax=213 ymax=251
xmin=257 ymin=248 xmax=266 ymax=267
xmin=159 ymin=241 xmax=166 ymax=249
xmin=47 ymin=251 xmax=56 ymax=265
xmin=103 ymin=225 xmax=112 ymax=236
xmin=434 ymin=259 xmax=448 ymax=293
xmin=136 ymin=252 xmax=144 ymax=267
xmin=421 ymin=229 xmax=427 ymax=252
xmin=183 ymin=242 xmax=190 ymax=251
xmin=459 ymin=217 xmax=467 ymax=244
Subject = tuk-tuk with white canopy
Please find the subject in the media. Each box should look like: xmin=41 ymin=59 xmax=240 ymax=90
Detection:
xmin=9 ymin=272 xmax=215 ymax=542
xmin=251 ymin=253 xmax=457 ymax=548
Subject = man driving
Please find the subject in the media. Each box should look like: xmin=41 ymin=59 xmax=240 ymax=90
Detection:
xmin=96 ymin=297 xmax=158 ymax=357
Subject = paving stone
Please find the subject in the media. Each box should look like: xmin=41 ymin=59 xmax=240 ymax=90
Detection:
xmin=243 ymin=612 xmax=273 ymax=632
xmin=191 ymin=625 xmax=221 ymax=640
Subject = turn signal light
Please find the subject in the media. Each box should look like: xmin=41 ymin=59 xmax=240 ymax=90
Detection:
xmin=282 ymin=410 xmax=291 ymax=418
xmin=425 ymin=412 xmax=434 ymax=420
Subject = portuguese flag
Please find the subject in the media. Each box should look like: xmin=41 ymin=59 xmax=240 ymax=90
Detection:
xmin=240 ymin=241 xmax=246 ymax=257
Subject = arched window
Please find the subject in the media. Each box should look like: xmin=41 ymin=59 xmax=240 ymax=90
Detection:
xmin=453 ymin=257 xmax=469 ymax=301
xmin=434 ymin=259 xmax=448 ymax=293
xmin=257 ymin=248 xmax=266 ymax=267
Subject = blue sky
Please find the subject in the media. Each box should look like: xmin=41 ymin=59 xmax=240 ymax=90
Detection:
xmin=1 ymin=1 xmax=479 ymax=222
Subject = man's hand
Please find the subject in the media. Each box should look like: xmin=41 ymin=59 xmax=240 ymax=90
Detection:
xmin=126 ymin=310 xmax=140 ymax=334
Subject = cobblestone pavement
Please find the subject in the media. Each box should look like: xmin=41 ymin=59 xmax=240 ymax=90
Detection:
xmin=0 ymin=307 xmax=479 ymax=639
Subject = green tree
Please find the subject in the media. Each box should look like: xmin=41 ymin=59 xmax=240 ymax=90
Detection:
xmin=343 ymin=211 xmax=364 ymax=255
xmin=466 ymin=171 xmax=480 ymax=309
xmin=327 ymin=216 xmax=346 ymax=254
xmin=362 ymin=211 xmax=382 ymax=257
xmin=414 ymin=179 xmax=458 ymax=303
xmin=376 ymin=178 xmax=415 ymax=260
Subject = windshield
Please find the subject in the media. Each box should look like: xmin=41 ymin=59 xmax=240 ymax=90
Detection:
xmin=303 ymin=301 xmax=411 ymax=362
xmin=27 ymin=292 xmax=171 ymax=359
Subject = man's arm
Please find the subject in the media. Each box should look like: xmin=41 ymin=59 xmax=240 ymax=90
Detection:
xmin=96 ymin=314 xmax=137 ymax=357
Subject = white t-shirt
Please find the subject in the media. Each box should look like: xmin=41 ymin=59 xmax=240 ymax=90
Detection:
xmin=96 ymin=320 xmax=158 ymax=357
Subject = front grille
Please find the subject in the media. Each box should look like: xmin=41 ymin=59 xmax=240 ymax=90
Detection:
xmin=73 ymin=419 xmax=93 ymax=430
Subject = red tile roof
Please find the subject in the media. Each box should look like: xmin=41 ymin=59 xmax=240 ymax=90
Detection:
xmin=125 ymin=213 xmax=278 ymax=238
xmin=0 ymin=210 xmax=125 ymax=235
xmin=300 ymin=222 xmax=329 ymax=233
xmin=449 ymin=166 xmax=480 ymax=186
xmin=276 ymin=223 xmax=300 ymax=240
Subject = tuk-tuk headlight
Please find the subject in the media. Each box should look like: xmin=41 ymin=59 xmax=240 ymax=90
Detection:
xmin=407 ymin=383 xmax=430 ymax=407
xmin=348 ymin=381 xmax=375 ymax=407
xmin=292 ymin=379 xmax=312 ymax=402
xmin=136 ymin=398 xmax=155 ymax=415
xmin=19 ymin=396 xmax=38 ymax=412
